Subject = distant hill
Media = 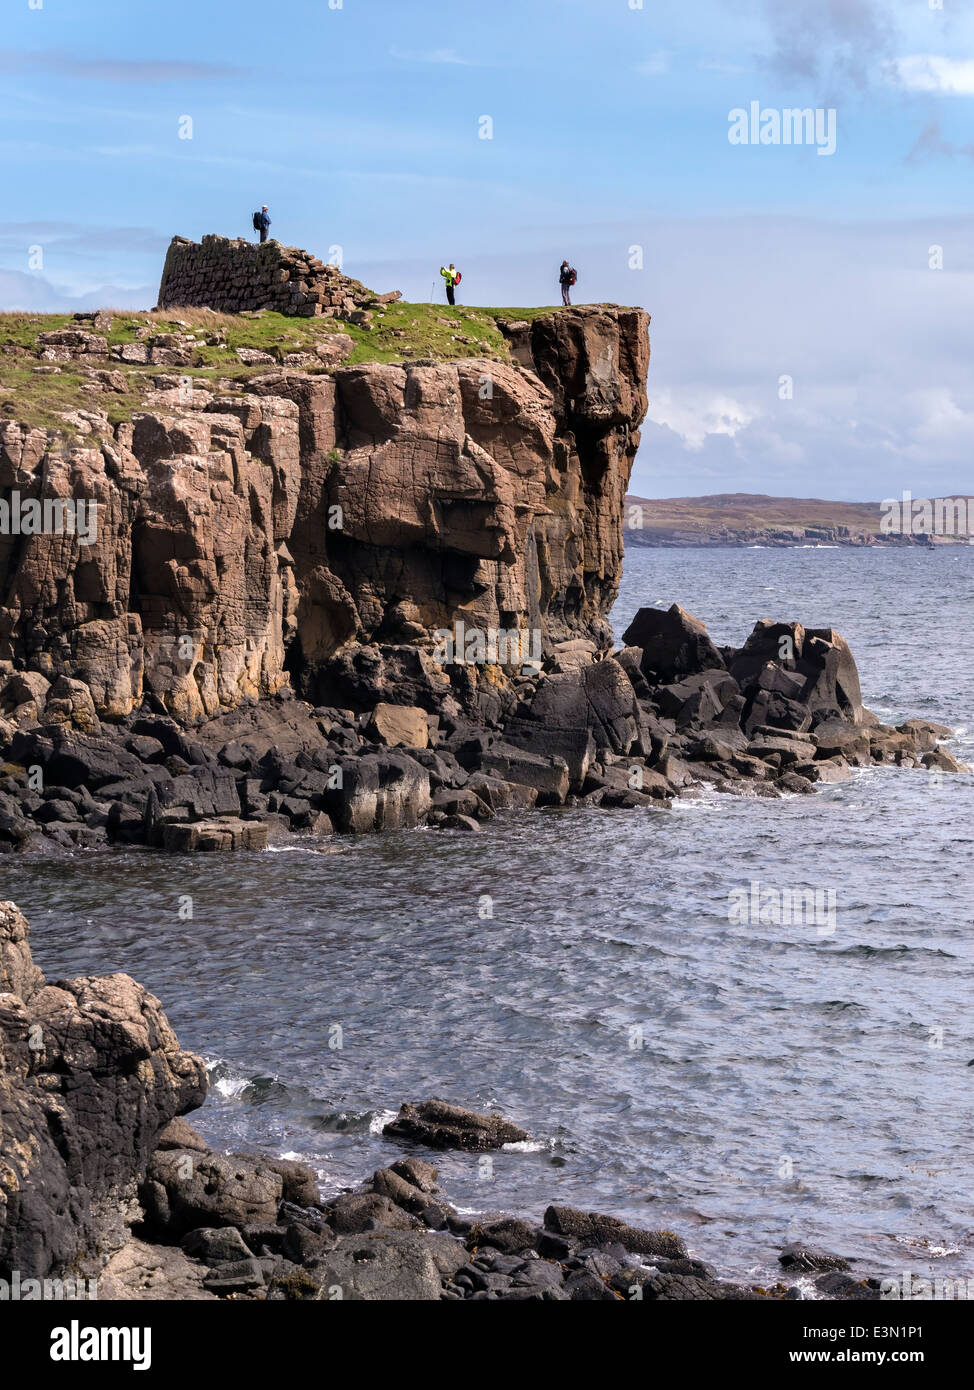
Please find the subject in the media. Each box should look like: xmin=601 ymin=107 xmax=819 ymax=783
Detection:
xmin=622 ymin=493 xmax=952 ymax=547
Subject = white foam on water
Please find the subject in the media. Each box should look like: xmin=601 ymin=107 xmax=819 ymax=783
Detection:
xmin=207 ymin=1063 xmax=252 ymax=1099
xmin=369 ymin=1108 xmax=399 ymax=1134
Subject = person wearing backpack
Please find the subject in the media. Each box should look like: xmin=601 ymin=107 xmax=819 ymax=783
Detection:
xmin=559 ymin=260 xmax=577 ymax=306
xmin=440 ymin=263 xmax=461 ymax=306
xmin=253 ymin=206 xmax=271 ymax=243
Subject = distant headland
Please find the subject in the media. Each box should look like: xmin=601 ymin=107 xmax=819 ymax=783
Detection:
xmin=623 ymin=492 xmax=974 ymax=547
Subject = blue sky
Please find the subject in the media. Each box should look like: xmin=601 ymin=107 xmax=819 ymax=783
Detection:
xmin=2 ymin=0 xmax=973 ymax=498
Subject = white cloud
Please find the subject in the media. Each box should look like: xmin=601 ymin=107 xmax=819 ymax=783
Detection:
xmin=890 ymin=55 xmax=974 ymax=95
xmin=389 ymin=47 xmax=473 ymax=66
xmin=645 ymin=390 xmax=756 ymax=449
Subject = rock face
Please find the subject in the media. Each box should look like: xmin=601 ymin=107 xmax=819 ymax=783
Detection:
xmin=0 ymin=901 xmax=207 ymax=1280
xmin=157 ymin=234 xmax=402 ymax=320
xmin=0 ymin=301 xmax=648 ymax=725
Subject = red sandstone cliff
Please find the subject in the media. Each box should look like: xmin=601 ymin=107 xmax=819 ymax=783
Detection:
xmin=0 ymin=304 xmax=649 ymax=723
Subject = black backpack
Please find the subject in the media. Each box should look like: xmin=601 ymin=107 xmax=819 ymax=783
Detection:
xmin=252 ymin=211 xmax=261 ymax=231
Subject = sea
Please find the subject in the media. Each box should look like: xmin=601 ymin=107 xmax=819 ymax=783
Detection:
xmin=6 ymin=545 xmax=973 ymax=1287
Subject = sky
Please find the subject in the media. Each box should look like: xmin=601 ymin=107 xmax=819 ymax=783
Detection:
xmin=2 ymin=0 xmax=972 ymax=499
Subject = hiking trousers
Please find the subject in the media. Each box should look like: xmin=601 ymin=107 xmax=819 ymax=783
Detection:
xmin=561 ymin=284 xmax=571 ymax=305
xmin=446 ymin=284 xmax=455 ymax=305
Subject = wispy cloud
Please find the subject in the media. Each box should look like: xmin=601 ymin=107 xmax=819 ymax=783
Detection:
xmin=906 ymin=119 xmax=974 ymax=161
xmin=635 ymin=51 xmax=669 ymax=77
xmin=890 ymin=55 xmax=974 ymax=96
xmin=0 ymin=268 xmax=154 ymax=312
xmin=0 ymin=222 xmax=169 ymax=255
xmin=389 ymin=46 xmax=474 ymax=66
xmin=0 ymin=48 xmax=248 ymax=82
xmin=758 ymin=0 xmax=896 ymax=90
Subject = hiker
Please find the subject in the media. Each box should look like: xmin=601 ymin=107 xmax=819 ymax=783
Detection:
xmin=253 ymin=206 xmax=271 ymax=244
xmin=440 ymin=263 xmax=461 ymax=306
xmin=559 ymin=260 xmax=577 ymax=306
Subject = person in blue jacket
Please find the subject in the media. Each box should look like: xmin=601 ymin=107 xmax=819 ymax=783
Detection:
xmin=255 ymin=206 xmax=271 ymax=243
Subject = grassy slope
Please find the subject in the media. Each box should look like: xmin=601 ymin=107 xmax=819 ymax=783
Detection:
xmin=0 ymin=302 xmax=564 ymax=435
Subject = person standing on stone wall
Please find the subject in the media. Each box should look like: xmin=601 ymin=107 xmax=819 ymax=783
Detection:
xmin=440 ymin=263 xmax=461 ymax=306
xmin=253 ymin=206 xmax=272 ymax=244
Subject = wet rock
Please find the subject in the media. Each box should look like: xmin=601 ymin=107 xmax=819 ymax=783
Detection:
xmin=322 ymin=753 xmax=431 ymax=833
xmin=478 ymin=743 xmax=570 ymax=804
xmin=438 ymin=812 xmax=481 ymax=832
xmin=815 ymin=1271 xmax=882 ymax=1300
xmin=391 ymin=1157 xmax=439 ymax=1193
xmin=383 ymin=1098 xmax=530 ymax=1151
xmin=160 ymin=818 xmax=269 ymax=852
xmin=922 ymin=747 xmax=970 ymax=773
xmin=543 ymin=1205 xmax=687 ymax=1259
xmin=779 ymin=1241 xmax=851 ymax=1273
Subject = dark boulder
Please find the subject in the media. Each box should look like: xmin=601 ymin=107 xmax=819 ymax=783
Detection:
xmin=622 ymin=604 xmax=726 ymax=684
xmin=543 ymin=1205 xmax=687 ymax=1259
xmin=383 ymin=1098 xmax=529 ymax=1151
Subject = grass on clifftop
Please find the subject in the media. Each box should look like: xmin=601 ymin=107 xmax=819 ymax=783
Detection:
xmin=0 ymin=301 xmax=568 ymax=435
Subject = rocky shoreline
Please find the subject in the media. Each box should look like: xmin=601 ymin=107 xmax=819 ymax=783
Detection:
xmin=0 ymin=601 xmax=967 ymax=858
xmin=0 ymin=902 xmax=887 ymax=1302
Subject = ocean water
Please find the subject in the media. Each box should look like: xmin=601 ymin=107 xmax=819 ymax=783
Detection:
xmin=6 ymin=546 xmax=974 ymax=1286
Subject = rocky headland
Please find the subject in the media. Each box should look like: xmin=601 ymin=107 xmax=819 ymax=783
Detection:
xmin=0 ymin=240 xmax=969 ymax=1300
xmin=0 ymin=239 xmax=966 ymax=856
xmin=623 ymin=492 xmax=968 ymax=547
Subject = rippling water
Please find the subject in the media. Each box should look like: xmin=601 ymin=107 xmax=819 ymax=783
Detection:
xmin=5 ymin=546 xmax=973 ymax=1284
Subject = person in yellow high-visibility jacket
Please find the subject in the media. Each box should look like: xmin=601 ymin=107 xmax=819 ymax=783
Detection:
xmin=440 ymin=263 xmax=461 ymax=306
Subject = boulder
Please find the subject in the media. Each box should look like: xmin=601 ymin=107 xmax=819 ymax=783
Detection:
xmin=141 ymin=1150 xmax=284 ymax=1237
xmin=366 ymin=702 xmax=429 ymax=749
xmin=322 ymin=753 xmax=431 ymax=832
xmin=383 ymin=1099 xmax=530 ymax=1151
xmin=922 ymin=747 xmax=970 ymax=773
xmin=478 ymin=743 xmax=570 ymax=804
xmin=285 ymin=1229 xmax=452 ymax=1301
xmin=622 ymin=604 xmax=726 ymax=684
xmin=543 ymin=1205 xmax=688 ymax=1259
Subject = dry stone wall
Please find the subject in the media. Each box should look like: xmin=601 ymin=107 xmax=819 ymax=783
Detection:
xmin=157 ymin=234 xmax=401 ymax=321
